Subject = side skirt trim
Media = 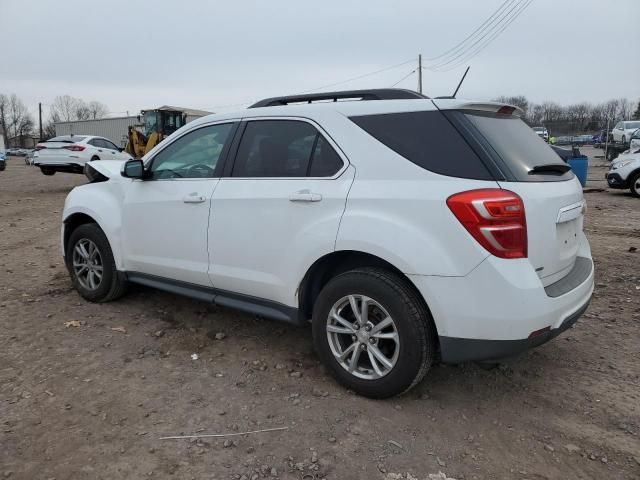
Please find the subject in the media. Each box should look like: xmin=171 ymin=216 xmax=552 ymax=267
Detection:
xmin=125 ymin=272 xmax=304 ymax=326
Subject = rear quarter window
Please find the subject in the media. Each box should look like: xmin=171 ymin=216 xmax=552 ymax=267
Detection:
xmin=458 ymin=111 xmax=574 ymax=182
xmin=349 ymin=111 xmax=494 ymax=180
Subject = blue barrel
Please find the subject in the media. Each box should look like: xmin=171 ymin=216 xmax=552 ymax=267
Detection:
xmin=567 ymin=155 xmax=588 ymax=187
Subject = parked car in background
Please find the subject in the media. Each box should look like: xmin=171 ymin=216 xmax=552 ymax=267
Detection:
xmin=611 ymin=121 xmax=640 ymax=145
xmin=25 ymin=150 xmax=36 ymax=165
xmin=606 ymin=151 xmax=640 ymax=197
xmin=629 ymin=129 xmax=640 ymax=151
xmin=34 ymin=135 xmax=132 ymax=175
xmin=0 ymin=151 xmax=6 ymax=171
xmin=533 ymin=126 xmax=549 ymax=141
xmin=61 ymin=89 xmax=594 ymax=398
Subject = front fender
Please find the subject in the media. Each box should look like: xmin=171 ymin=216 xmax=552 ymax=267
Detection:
xmin=62 ymin=181 xmax=126 ymax=269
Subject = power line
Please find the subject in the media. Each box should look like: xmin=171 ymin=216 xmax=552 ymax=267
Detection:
xmin=429 ymin=0 xmax=533 ymax=71
xmin=424 ymin=0 xmax=516 ymax=62
xmin=297 ymin=58 xmax=416 ymax=94
xmin=390 ymin=69 xmax=417 ymax=87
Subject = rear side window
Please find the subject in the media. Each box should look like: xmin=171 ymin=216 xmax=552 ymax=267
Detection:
xmin=349 ymin=111 xmax=493 ymax=180
xmin=460 ymin=112 xmax=573 ymax=182
xmin=232 ymin=120 xmax=343 ymax=177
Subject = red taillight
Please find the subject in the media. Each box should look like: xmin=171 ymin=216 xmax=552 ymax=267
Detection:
xmin=35 ymin=145 xmax=46 ymax=150
xmin=447 ymin=189 xmax=527 ymax=259
xmin=63 ymin=144 xmax=85 ymax=152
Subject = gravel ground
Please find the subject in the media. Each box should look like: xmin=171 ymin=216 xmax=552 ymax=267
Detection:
xmin=1 ymin=147 xmax=639 ymax=480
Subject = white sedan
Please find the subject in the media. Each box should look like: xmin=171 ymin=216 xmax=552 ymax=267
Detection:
xmin=611 ymin=121 xmax=640 ymax=145
xmin=34 ymin=135 xmax=131 ymax=176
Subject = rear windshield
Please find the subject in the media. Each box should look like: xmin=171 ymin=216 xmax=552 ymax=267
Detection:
xmin=349 ymin=111 xmax=493 ymax=180
xmin=460 ymin=112 xmax=573 ymax=182
xmin=47 ymin=136 xmax=86 ymax=142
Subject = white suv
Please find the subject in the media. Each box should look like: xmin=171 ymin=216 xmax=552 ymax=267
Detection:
xmin=61 ymin=89 xmax=594 ymax=398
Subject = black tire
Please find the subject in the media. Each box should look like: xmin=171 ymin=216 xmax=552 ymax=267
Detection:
xmin=66 ymin=223 xmax=126 ymax=302
xmin=312 ymin=268 xmax=436 ymax=398
xmin=629 ymin=172 xmax=640 ymax=198
xmin=40 ymin=167 xmax=56 ymax=176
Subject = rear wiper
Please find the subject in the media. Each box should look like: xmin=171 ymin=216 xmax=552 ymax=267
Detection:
xmin=528 ymin=164 xmax=571 ymax=175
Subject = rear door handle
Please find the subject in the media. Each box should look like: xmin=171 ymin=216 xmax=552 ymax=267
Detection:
xmin=183 ymin=194 xmax=206 ymax=204
xmin=289 ymin=190 xmax=322 ymax=202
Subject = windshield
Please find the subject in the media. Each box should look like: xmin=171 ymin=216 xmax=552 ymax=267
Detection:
xmin=143 ymin=111 xmax=158 ymax=136
xmin=625 ymin=121 xmax=640 ymax=130
xmin=533 ymin=127 xmax=545 ymax=132
xmin=462 ymin=112 xmax=573 ymax=182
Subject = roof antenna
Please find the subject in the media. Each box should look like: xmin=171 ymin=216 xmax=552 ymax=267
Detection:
xmin=452 ymin=66 xmax=470 ymax=98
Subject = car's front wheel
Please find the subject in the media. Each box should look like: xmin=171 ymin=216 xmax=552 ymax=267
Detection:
xmin=312 ymin=268 xmax=436 ymax=398
xmin=66 ymin=223 xmax=126 ymax=302
xmin=629 ymin=172 xmax=640 ymax=198
xmin=622 ymin=135 xmax=627 ymax=145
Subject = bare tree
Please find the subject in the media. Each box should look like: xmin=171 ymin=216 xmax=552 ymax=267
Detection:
xmin=0 ymin=93 xmax=34 ymax=146
xmin=618 ymin=98 xmax=633 ymax=121
xmin=0 ymin=94 xmax=9 ymax=144
xmin=49 ymin=95 xmax=109 ymax=123
xmin=87 ymin=101 xmax=109 ymax=119
xmin=633 ymin=101 xmax=640 ymax=120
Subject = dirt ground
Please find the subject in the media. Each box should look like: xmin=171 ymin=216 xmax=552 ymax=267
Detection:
xmin=1 ymin=148 xmax=639 ymax=480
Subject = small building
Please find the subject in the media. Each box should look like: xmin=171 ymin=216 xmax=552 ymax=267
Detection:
xmin=54 ymin=106 xmax=212 ymax=148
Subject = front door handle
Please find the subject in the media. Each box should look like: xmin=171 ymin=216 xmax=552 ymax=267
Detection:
xmin=183 ymin=193 xmax=206 ymax=204
xmin=289 ymin=190 xmax=322 ymax=202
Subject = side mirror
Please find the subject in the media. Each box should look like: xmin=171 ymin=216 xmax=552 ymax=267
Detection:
xmin=118 ymin=147 xmax=125 ymax=152
xmin=121 ymin=159 xmax=145 ymax=179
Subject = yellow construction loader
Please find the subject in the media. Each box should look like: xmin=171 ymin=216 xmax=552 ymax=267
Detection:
xmin=125 ymin=107 xmax=187 ymax=158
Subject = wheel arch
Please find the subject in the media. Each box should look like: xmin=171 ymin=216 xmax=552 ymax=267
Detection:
xmin=298 ymin=250 xmax=439 ymax=335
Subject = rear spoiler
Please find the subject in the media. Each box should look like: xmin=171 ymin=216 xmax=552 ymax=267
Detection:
xmin=431 ymin=99 xmax=525 ymax=118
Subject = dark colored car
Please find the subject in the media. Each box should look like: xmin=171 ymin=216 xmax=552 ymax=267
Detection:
xmin=0 ymin=153 xmax=6 ymax=171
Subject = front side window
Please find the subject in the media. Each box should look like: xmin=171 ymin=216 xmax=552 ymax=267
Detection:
xmin=232 ymin=120 xmax=343 ymax=178
xmin=149 ymin=123 xmax=233 ymax=179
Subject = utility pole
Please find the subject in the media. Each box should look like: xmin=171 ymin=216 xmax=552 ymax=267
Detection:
xmin=418 ymin=54 xmax=423 ymax=94
xmin=38 ymin=102 xmax=43 ymax=141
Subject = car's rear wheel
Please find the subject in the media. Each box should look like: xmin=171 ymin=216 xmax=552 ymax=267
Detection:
xmin=66 ymin=223 xmax=126 ymax=302
xmin=40 ymin=167 xmax=55 ymax=176
xmin=312 ymin=268 xmax=436 ymax=398
xmin=91 ymin=156 xmax=99 ymax=161
xmin=629 ymin=172 xmax=640 ymax=198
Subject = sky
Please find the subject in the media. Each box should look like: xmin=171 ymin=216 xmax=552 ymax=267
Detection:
xmin=2 ymin=0 xmax=639 ymax=122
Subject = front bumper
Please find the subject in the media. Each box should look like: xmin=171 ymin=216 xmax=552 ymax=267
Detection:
xmin=605 ymin=171 xmax=628 ymax=189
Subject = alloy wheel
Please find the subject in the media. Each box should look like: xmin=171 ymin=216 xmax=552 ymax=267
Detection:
xmin=72 ymin=238 xmax=104 ymax=291
xmin=326 ymin=294 xmax=400 ymax=380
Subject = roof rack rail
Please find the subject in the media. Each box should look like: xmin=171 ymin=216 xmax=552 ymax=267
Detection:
xmin=249 ymin=88 xmax=428 ymax=108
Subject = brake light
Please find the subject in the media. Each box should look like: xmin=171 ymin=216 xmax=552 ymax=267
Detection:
xmin=497 ymin=106 xmax=516 ymax=115
xmin=447 ymin=189 xmax=527 ymax=259
xmin=63 ymin=144 xmax=86 ymax=152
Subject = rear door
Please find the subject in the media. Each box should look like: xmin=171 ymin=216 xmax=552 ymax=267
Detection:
xmin=208 ymin=118 xmax=354 ymax=306
xmin=448 ymin=109 xmax=585 ymax=286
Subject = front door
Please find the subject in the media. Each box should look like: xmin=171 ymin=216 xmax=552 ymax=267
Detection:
xmin=121 ymin=122 xmax=236 ymax=286
xmin=209 ymin=119 xmax=354 ymax=306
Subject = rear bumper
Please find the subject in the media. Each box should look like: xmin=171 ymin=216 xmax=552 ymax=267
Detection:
xmin=408 ymin=237 xmax=594 ymax=363
xmin=35 ymin=162 xmax=85 ymax=174
xmin=438 ymin=298 xmax=590 ymax=363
